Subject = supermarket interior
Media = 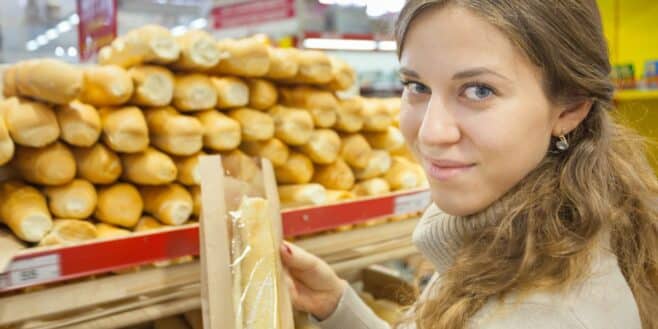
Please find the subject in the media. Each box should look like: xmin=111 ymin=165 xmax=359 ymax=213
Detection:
xmin=0 ymin=1 xmax=656 ymax=329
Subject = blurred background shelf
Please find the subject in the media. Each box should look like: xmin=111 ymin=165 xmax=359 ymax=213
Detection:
xmin=614 ymin=89 xmax=658 ymax=101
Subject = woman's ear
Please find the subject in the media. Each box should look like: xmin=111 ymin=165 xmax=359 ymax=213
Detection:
xmin=552 ymin=99 xmax=593 ymax=136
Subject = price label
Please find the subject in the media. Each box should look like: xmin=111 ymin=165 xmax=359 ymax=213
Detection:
xmin=2 ymin=254 xmax=61 ymax=290
xmin=394 ymin=191 xmax=431 ymax=215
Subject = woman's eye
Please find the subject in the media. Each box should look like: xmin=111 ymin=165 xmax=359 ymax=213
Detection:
xmin=463 ymin=85 xmax=494 ymax=101
xmin=402 ymin=81 xmax=431 ymax=95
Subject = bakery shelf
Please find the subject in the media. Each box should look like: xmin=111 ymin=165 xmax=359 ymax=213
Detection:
xmin=614 ymin=89 xmax=658 ymax=101
xmin=0 ymin=188 xmax=430 ymax=294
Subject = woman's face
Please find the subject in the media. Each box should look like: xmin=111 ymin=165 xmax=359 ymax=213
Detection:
xmin=399 ymin=6 xmax=565 ymax=216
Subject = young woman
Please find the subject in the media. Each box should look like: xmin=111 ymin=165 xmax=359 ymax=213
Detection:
xmin=280 ymin=1 xmax=658 ymax=328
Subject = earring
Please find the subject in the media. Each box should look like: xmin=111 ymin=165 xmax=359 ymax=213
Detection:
xmin=555 ymin=134 xmax=569 ymax=151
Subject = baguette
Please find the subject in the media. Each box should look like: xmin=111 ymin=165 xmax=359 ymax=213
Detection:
xmin=294 ymin=50 xmax=333 ymax=84
xmin=134 ymin=216 xmax=164 ymax=231
xmin=0 ymin=114 xmax=14 ymax=165
xmin=95 ymin=183 xmax=143 ymax=228
xmin=247 ymin=79 xmax=277 ymax=110
xmin=210 ymin=36 xmax=270 ymax=77
xmin=364 ymin=126 xmax=405 ymax=151
xmin=221 ymin=149 xmax=261 ymax=182
xmin=56 ymin=100 xmax=101 ymax=147
xmin=173 ymin=153 xmax=203 ymax=186
xmin=385 ymin=157 xmax=422 ymax=191
xmin=312 ymin=159 xmax=355 ymax=190
xmin=326 ymin=190 xmax=355 ymax=203
xmin=38 ymin=219 xmax=98 ymax=246
xmin=173 ymin=74 xmax=217 ymax=111
xmin=172 ymin=30 xmax=223 ymax=71
xmin=79 ymin=65 xmax=134 ymax=106
xmin=299 ymin=129 xmax=341 ymax=164
xmin=240 ymin=138 xmax=289 ymax=167
xmin=95 ymin=222 xmax=132 ymax=238
xmin=1 ymin=97 xmax=59 ymax=147
xmin=353 ymin=150 xmax=392 ymax=180
xmin=5 ymin=59 xmax=82 ymax=104
xmin=334 ymin=97 xmax=364 ymax=133
xmin=279 ymin=86 xmax=337 ymax=128
xmin=274 ymin=151 xmax=314 ymax=184
xmin=0 ymin=180 xmax=52 ymax=242
xmin=99 ymin=106 xmax=149 ymax=153
xmin=71 ymin=143 xmax=122 ymax=184
xmin=121 ymin=147 xmax=178 ymax=185
xmin=362 ymin=98 xmax=392 ymax=132
xmin=12 ymin=142 xmax=76 ymax=185
xmin=228 ymin=108 xmax=274 ymax=141
xmin=265 ymin=48 xmax=299 ymax=80
xmin=340 ymin=134 xmax=372 ymax=169
xmin=43 ymin=179 xmax=97 ymax=219
xmin=144 ymin=106 xmax=203 ymax=156
xmin=189 ymin=186 xmax=201 ymax=217
xmin=269 ymin=105 xmax=313 ymax=146
xmin=278 ymin=184 xmax=327 ymax=207
xmin=326 ymin=57 xmax=356 ymax=91
xmin=211 ymin=77 xmax=249 ymax=109
xmin=98 ymin=25 xmax=180 ymax=67
xmin=352 ymin=178 xmax=391 ymax=196
xmin=193 ymin=110 xmax=241 ymax=151
xmin=129 ymin=65 xmax=175 ymax=107
xmin=140 ymin=183 xmax=193 ymax=225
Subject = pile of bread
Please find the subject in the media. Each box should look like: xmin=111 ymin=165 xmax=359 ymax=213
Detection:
xmin=0 ymin=25 xmax=425 ymax=246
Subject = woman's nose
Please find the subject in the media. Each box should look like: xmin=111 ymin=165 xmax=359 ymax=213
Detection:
xmin=418 ymin=98 xmax=461 ymax=146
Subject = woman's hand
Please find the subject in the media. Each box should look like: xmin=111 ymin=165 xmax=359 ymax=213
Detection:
xmin=280 ymin=242 xmax=348 ymax=320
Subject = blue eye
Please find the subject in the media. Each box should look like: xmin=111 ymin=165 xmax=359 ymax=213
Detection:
xmin=401 ymin=80 xmax=431 ymax=95
xmin=463 ymin=85 xmax=494 ymax=101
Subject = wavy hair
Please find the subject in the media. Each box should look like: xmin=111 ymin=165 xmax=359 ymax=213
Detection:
xmin=395 ymin=1 xmax=658 ymax=328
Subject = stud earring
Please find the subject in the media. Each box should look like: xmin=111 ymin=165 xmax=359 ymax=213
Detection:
xmin=555 ymin=134 xmax=569 ymax=151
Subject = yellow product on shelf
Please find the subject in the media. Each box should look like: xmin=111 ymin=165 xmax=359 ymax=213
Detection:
xmin=0 ymin=180 xmax=53 ymax=243
xmin=1 ymin=97 xmax=60 ymax=148
xmin=98 ymin=25 xmax=180 ymax=68
xmin=291 ymin=50 xmax=333 ymax=85
xmin=172 ymin=29 xmax=223 ymax=71
xmin=228 ymin=107 xmax=275 ymax=141
xmin=43 ymin=179 xmax=97 ymax=219
xmin=241 ymin=138 xmax=290 ymax=167
xmin=144 ymin=106 xmax=204 ymax=156
xmin=265 ymin=48 xmax=299 ymax=80
xmin=193 ymin=110 xmax=242 ymax=151
xmin=362 ymin=98 xmax=393 ymax=132
xmin=172 ymin=74 xmax=217 ymax=111
xmin=3 ymin=58 xmax=83 ymax=105
xmin=0 ymin=114 xmax=14 ymax=166
xmin=313 ymin=158 xmax=355 ymax=191
xmin=95 ymin=222 xmax=132 ymax=238
xmin=211 ymin=77 xmax=250 ymax=110
xmin=134 ymin=215 xmax=165 ymax=231
xmin=275 ymin=151 xmax=314 ymax=184
xmin=120 ymin=147 xmax=178 ymax=185
xmin=269 ymin=105 xmax=314 ymax=146
xmin=299 ymin=129 xmax=342 ymax=165
xmin=56 ymin=100 xmax=102 ymax=147
xmin=364 ymin=126 xmax=405 ymax=152
xmin=173 ymin=152 xmax=203 ymax=186
xmin=354 ymin=150 xmax=392 ymax=180
xmin=334 ymin=97 xmax=364 ymax=133
xmin=140 ymin=183 xmax=193 ymax=226
xmin=99 ymin=106 xmax=150 ymax=153
xmin=95 ymin=183 xmax=144 ymax=228
xmin=128 ymin=65 xmax=175 ymax=107
xmin=247 ymin=78 xmax=278 ymax=110
xmin=12 ymin=142 xmax=76 ymax=186
xmin=71 ymin=143 xmax=123 ymax=184
xmin=340 ymin=134 xmax=372 ymax=169
xmin=352 ymin=178 xmax=391 ymax=196
xmin=279 ymin=86 xmax=338 ymax=128
xmin=38 ymin=219 xmax=98 ymax=247
xmin=385 ymin=157 xmax=423 ymax=191
xmin=189 ymin=186 xmax=201 ymax=217
xmin=211 ymin=36 xmax=271 ymax=77
xmin=79 ymin=65 xmax=134 ymax=106
xmin=278 ymin=183 xmax=327 ymax=208
xmin=326 ymin=57 xmax=357 ymax=91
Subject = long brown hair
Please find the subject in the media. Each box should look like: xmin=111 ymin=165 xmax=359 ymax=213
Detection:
xmin=395 ymin=1 xmax=658 ymax=328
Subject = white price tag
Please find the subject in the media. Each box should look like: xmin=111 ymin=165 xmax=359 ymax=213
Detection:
xmin=394 ymin=191 xmax=432 ymax=215
xmin=5 ymin=254 xmax=61 ymax=288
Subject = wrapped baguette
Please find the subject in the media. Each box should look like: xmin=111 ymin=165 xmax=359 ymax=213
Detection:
xmin=38 ymin=219 xmax=98 ymax=247
xmin=334 ymin=97 xmax=364 ymax=133
xmin=155 ymin=316 xmax=191 ymax=329
xmin=312 ymin=159 xmax=355 ymax=190
xmin=189 ymin=186 xmax=201 ymax=217
xmin=95 ymin=183 xmax=143 ymax=228
xmin=98 ymin=25 xmax=180 ymax=68
xmin=211 ymin=77 xmax=249 ymax=109
xmin=278 ymin=184 xmax=327 ymax=207
xmin=173 ymin=74 xmax=217 ymax=111
xmin=228 ymin=108 xmax=274 ymax=141
xmin=341 ymin=134 xmax=372 ymax=169
xmin=269 ymin=105 xmax=313 ymax=146
xmin=265 ymin=48 xmax=299 ymax=80
xmin=299 ymin=129 xmax=341 ymax=164
xmin=99 ymin=106 xmax=149 ymax=153
xmin=43 ymin=179 xmax=97 ymax=219
xmin=56 ymin=100 xmax=102 ymax=147
xmin=293 ymin=50 xmax=333 ymax=84
xmin=354 ymin=150 xmax=392 ymax=180
xmin=140 ymin=184 xmax=193 ymax=225
xmin=79 ymin=65 xmax=134 ymax=106
xmin=0 ymin=115 xmax=14 ymax=166
xmin=362 ymin=99 xmax=392 ymax=132
xmin=129 ymin=65 xmax=175 ymax=107
xmin=0 ymin=180 xmax=52 ymax=242
xmin=144 ymin=106 xmax=203 ymax=156
xmin=72 ymin=143 xmax=122 ymax=184
xmin=326 ymin=57 xmax=356 ymax=91
xmin=364 ymin=126 xmax=405 ymax=151
xmin=352 ymin=178 xmax=391 ymax=196
xmin=4 ymin=59 xmax=82 ymax=104
xmin=1 ymin=97 xmax=59 ymax=147
xmin=172 ymin=30 xmax=223 ymax=71
xmin=13 ymin=142 xmax=76 ymax=185
xmin=173 ymin=153 xmax=203 ymax=186
xmin=247 ymin=79 xmax=277 ymax=110
xmin=193 ymin=110 xmax=241 ymax=151
xmin=279 ymin=87 xmax=337 ymax=128
xmin=241 ymin=138 xmax=289 ymax=167
xmin=274 ymin=151 xmax=314 ymax=184
xmin=385 ymin=157 xmax=423 ymax=191
xmin=96 ymin=223 xmax=132 ymax=238
xmin=121 ymin=147 xmax=177 ymax=185
xmin=210 ymin=36 xmax=270 ymax=77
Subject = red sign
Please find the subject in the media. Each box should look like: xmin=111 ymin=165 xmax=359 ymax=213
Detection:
xmin=212 ymin=0 xmax=296 ymax=30
xmin=76 ymin=0 xmax=117 ymax=61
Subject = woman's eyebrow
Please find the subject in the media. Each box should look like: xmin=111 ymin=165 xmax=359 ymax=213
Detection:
xmin=452 ymin=67 xmax=511 ymax=81
xmin=399 ymin=67 xmax=420 ymax=78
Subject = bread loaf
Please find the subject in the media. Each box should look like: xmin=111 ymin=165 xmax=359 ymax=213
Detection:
xmin=0 ymin=114 xmax=14 ymax=166
xmin=211 ymin=77 xmax=249 ymax=109
xmin=294 ymin=50 xmax=333 ymax=84
xmin=189 ymin=186 xmax=201 ymax=217
xmin=326 ymin=57 xmax=356 ymax=91
xmin=95 ymin=222 xmax=132 ymax=238
xmin=265 ymin=48 xmax=299 ymax=80
xmin=140 ymin=184 xmax=193 ymax=225
xmin=98 ymin=25 xmax=180 ymax=67
xmin=221 ymin=149 xmax=261 ymax=183
xmin=211 ymin=36 xmax=270 ymax=77
xmin=129 ymin=65 xmax=175 ymax=107
xmin=352 ymin=178 xmax=391 ymax=196
xmin=121 ymin=147 xmax=177 ymax=185
xmin=364 ymin=126 xmax=405 ymax=151
xmin=193 ymin=110 xmax=241 ymax=151
xmin=0 ymin=180 xmax=52 ymax=242
xmin=173 ymin=153 xmax=203 ymax=186
xmin=80 ymin=65 xmax=134 ymax=106
xmin=299 ymin=129 xmax=341 ymax=164
xmin=1 ymin=97 xmax=59 ymax=147
xmin=334 ymin=97 xmax=364 ymax=133
xmin=247 ymin=79 xmax=277 ymax=110
xmin=279 ymin=87 xmax=337 ymax=128
xmin=172 ymin=30 xmax=223 ymax=71
xmin=240 ymin=138 xmax=289 ymax=167
xmin=312 ymin=159 xmax=355 ymax=190
xmin=13 ymin=142 xmax=76 ymax=185
xmin=340 ymin=134 xmax=372 ymax=169
xmin=2 ymin=65 xmax=18 ymax=98
xmin=269 ymin=105 xmax=313 ymax=146
xmin=72 ymin=143 xmax=122 ymax=184
xmin=362 ymin=99 xmax=392 ymax=132
xmin=144 ymin=106 xmax=203 ymax=156
xmin=99 ymin=106 xmax=149 ymax=153
xmin=56 ymin=100 xmax=101 ymax=147
xmin=95 ymin=183 xmax=143 ymax=228
xmin=38 ymin=219 xmax=98 ymax=247
xmin=5 ymin=59 xmax=82 ymax=104
xmin=134 ymin=216 xmax=164 ymax=232
xmin=173 ymin=74 xmax=217 ymax=111
xmin=43 ymin=179 xmax=97 ymax=219
xmin=228 ymin=108 xmax=274 ymax=141
xmin=278 ymin=184 xmax=327 ymax=207
xmin=274 ymin=151 xmax=313 ymax=184
xmin=354 ymin=150 xmax=392 ymax=180
xmin=326 ymin=190 xmax=355 ymax=203
xmin=385 ymin=157 xmax=424 ymax=191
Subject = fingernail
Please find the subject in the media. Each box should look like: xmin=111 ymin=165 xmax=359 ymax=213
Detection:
xmin=285 ymin=244 xmax=293 ymax=255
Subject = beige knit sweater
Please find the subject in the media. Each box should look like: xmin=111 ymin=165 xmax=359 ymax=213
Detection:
xmin=312 ymin=204 xmax=642 ymax=329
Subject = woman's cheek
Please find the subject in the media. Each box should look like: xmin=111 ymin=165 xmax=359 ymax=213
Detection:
xmin=399 ymin=103 xmax=424 ymax=146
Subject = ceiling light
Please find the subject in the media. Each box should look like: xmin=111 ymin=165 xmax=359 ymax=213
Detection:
xmin=45 ymin=29 xmax=59 ymax=40
xmin=55 ymin=46 xmax=65 ymax=57
xmin=304 ymin=38 xmax=377 ymax=51
xmin=67 ymin=46 xmax=78 ymax=57
xmin=26 ymin=40 xmax=39 ymax=51
xmin=69 ymin=14 xmax=79 ymax=25
xmin=189 ymin=18 xmax=207 ymax=29
xmin=36 ymin=35 xmax=48 ymax=46
xmin=57 ymin=21 xmax=71 ymax=33
xmin=171 ymin=25 xmax=188 ymax=36
xmin=378 ymin=41 xmax=397 ymax=51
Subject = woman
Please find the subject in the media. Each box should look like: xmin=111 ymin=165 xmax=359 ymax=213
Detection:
xmin=280 ymin=0 xmax=658 ymax=328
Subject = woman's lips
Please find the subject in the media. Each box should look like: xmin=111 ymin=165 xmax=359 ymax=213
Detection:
xmin=423 ymin=158 xmax=476 ymax=181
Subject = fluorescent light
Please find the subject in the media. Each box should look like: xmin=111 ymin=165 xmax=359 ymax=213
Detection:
xmin=171 ymin=25 xmax=188 ymax=36
xmin=304 ymin=38 xmax=377 ymax=51
xmin=26 ymin=40 xmax=39 ymax=51
xmin=67 ymin=46 xmax=78 ymax=57
xmin=55 ymin=46 xmax=65 ymax=57
xmin=189 ymin=18 xmax=207 ymax=29
xmin=36 ymin=35 xmax=48 ymax=46
xmin=69 ymin=14 xmax=79 ymax=25
xmin=57 ymin=21 xmax=71 ymax=33
xmin=45 ymin=29 xmax=59 ymax=40
xmin=378 ymin=41 xmax=397 ymax=51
